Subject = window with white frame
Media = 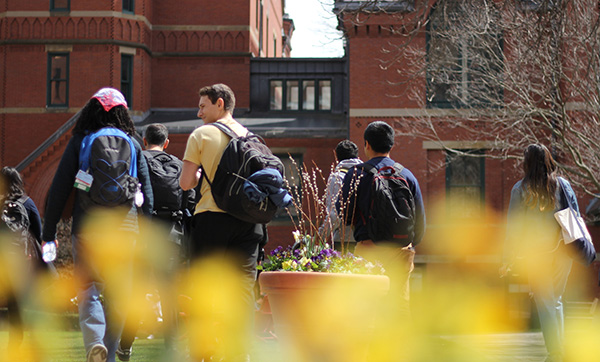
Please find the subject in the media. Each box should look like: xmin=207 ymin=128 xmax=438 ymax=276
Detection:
xmin=427 ymin=2 xmax=503 ymax=108
xmin=270 ymin=79 xmax=332 ymax=111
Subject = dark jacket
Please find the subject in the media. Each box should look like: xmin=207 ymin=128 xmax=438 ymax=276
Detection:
xmin=42 ymin=133 xmax=153 ymax=241
xmin=338 ymin=156 xmax=426 ymax=246
xmin=23 ymin=196 xmax=42 ymax=243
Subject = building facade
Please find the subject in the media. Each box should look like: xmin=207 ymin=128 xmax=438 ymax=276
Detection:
xmin=2 ymin=0 xmax=599 ymax=327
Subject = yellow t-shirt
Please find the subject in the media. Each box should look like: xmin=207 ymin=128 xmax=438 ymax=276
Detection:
xmin=183 ymin=118 xmax=249 ymax=215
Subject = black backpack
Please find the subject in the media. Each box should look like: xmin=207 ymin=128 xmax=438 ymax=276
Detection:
xmin=144 ymin=150 xmax=183 ymax=212
xmin=201 ymin=122 xmax=285 ymax=224
xmin=1 ymin=196 xmax=40 ymax=261
xmin=359 ymin=162 xmax=415 ymax=246
xmin=77 ymin=127 xmax=139 ymax=210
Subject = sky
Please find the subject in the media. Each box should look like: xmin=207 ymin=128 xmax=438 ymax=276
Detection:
xmin=285 ymin=0 xmax=345 ymax=58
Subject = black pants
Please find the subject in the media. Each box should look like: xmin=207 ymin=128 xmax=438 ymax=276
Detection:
xmin=188 ymin=212 xmax=263 ymax=360
xmin=190 ymin=212 xmax=262 ymax=274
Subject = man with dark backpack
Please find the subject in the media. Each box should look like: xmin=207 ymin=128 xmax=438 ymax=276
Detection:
xmin=142 ymin=123 xmax=195 ymax=250
xmin=117 ymin=123 xmax=194 ymax=361
xmin=180 ymin=83 xmax=278 ymax=361
xmin=339 ymin=121 xmax=425 ymax=325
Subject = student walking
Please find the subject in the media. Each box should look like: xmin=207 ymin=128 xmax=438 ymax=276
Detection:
xmin=42 ymin=88 xmax=153 ymax=362
xmin=501 ymin=144 xmax=577 ymax=362
xmin=339 ymin=121 xmax=426 ymax=320
xmin=180 ymin=83 xmax=266 ymax=362
xmin=0 ymin=167 xmax=49 ymax=357
xmin=319 ymin=140 xmax=362 ymax=252
xmin=117 ymin=123 xmax=194 ymax=361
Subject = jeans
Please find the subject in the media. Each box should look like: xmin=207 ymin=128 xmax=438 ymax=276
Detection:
xmin=78 ymin=282 xmax=126 ymax=362
xmin=73 ymin=231 xmax=131 ymax=362
xmin=528 ymin=249 xmax=572 ymax=360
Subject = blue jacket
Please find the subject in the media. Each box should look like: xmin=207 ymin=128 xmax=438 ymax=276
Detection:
xmin=243 ymin=168 xmax=292 ymax=208
xmin=338 ymin=156 xmax=426 ymax=246
xmin=504 ymin=176 xmax=579 ymax=263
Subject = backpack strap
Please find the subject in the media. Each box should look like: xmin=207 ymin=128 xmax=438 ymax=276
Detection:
xmin=199 ymin=122 xmax=251 ymax=187
xmin=357 ymin=162 xmax=405 ymax=175
xmin=210 ymin=122 xmax=241 ymax=139
xmin=79 ymin=127 xmax=138 ymax=178
xmin=393 ymin=162 xmax=405 ymax=174
xmin=357 ymin=162 xmax=377 ymax=175
xmin=16 ymin=195 xmax=30 ymax=205
xmin=209 ymin=122 xmax=266 ymax=144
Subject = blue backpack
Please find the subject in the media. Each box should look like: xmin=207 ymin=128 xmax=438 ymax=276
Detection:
xmin=77 ymin=127 xmax=139 ymax=210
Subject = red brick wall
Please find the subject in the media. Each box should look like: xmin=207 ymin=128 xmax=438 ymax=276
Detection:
xmin=151 ymin=1 xmax=250 ymax=26
xmin=151 ymin=56 xmax=251 ymax=108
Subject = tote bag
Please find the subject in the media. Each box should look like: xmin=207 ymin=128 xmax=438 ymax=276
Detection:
xmin=554 ymin=179 xmax=596 ymax=266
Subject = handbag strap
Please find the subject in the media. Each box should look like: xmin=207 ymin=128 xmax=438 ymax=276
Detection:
xmin=557 ymin=178 xmax=577 ymax=214
xmin=557 ymin=178 xmax=589 ymax=235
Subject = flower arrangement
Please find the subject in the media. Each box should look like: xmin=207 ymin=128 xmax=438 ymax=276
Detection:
xmin=260 ymin=231 xmax=385 ymax=274
xmin=258 ymin=157 xmax=384 ymax=275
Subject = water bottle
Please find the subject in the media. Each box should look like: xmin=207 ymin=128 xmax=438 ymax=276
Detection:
xmin=42 ymin=241 xmax=57 ymax=262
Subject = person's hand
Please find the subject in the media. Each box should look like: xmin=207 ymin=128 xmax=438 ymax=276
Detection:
xmin=499 ymin=263 xmax=511 ymax=278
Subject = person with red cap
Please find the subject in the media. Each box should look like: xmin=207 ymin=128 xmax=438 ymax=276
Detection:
xmin=42 ymin=88 xmax=153 ymax=362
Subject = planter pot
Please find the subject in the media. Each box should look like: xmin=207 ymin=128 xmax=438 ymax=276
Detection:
xmin=259 ymin=271 xmax=390 ymax=362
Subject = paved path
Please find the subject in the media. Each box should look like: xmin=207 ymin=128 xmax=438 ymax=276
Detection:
xmin=442 ymin=332 xmax=547 ymax=361
xmin=253 ymin=332 xmax=549 ymax=361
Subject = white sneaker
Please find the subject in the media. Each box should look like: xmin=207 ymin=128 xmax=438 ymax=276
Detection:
xmin=87 ymin=344 xmax=108 ymax=362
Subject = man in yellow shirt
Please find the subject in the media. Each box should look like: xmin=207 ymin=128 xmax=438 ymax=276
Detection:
xmin=180 ymin=84 xmax=263 ymax=361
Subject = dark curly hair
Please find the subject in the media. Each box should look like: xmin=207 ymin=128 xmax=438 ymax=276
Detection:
xmin=1 ymin=166 xmax=25 ymax=202
xmin=72 ymin=98 xmax=135 ymax=136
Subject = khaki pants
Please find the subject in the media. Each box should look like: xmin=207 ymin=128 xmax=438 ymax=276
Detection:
xmin=354 ymin=240 xmax=415 ymax=320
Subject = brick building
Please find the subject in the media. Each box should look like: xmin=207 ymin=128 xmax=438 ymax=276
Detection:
xmin=333 ymin=0 xmax=600 ymax=326
xmin=2 ymin=0 xmax=599 ymax=327
xmin=0 ymin=0 xmax=349 ymax=250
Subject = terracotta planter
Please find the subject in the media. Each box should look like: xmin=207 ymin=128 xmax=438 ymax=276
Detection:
xmin=259 ymin=271 xmax=390 ymax=361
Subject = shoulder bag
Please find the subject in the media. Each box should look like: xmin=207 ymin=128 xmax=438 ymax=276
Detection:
xmin=554 ymin=179 xmax=597 ymax=266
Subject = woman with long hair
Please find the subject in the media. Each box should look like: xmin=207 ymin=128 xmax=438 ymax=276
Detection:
xmin=42 ymin=88 xmax=153 ymax=362
xmin=501 ymin=144 xmax=578 ymax=362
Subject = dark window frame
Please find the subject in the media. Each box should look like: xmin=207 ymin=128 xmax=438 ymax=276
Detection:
xmin=259 ymin=0 xmax=264 ymax=55
xmin=50 ymin=0 xmax=70 ymax=11
xmin=123 ymin=0 xmax=135 ymax=13
xmin=269 ymin=79 xmax=333 ymax=112
xmin=121 ymin=54 xmax=134 ymax=107
xmin=273 ymin=152 xmax=303 ymax=222
xmin=46 ymin=52 xmax=70 ymax=108
xmin=445 ymin=149 xmax=485 ymax=217
xmin=519 ymin=0 xmax=560 ymax=12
